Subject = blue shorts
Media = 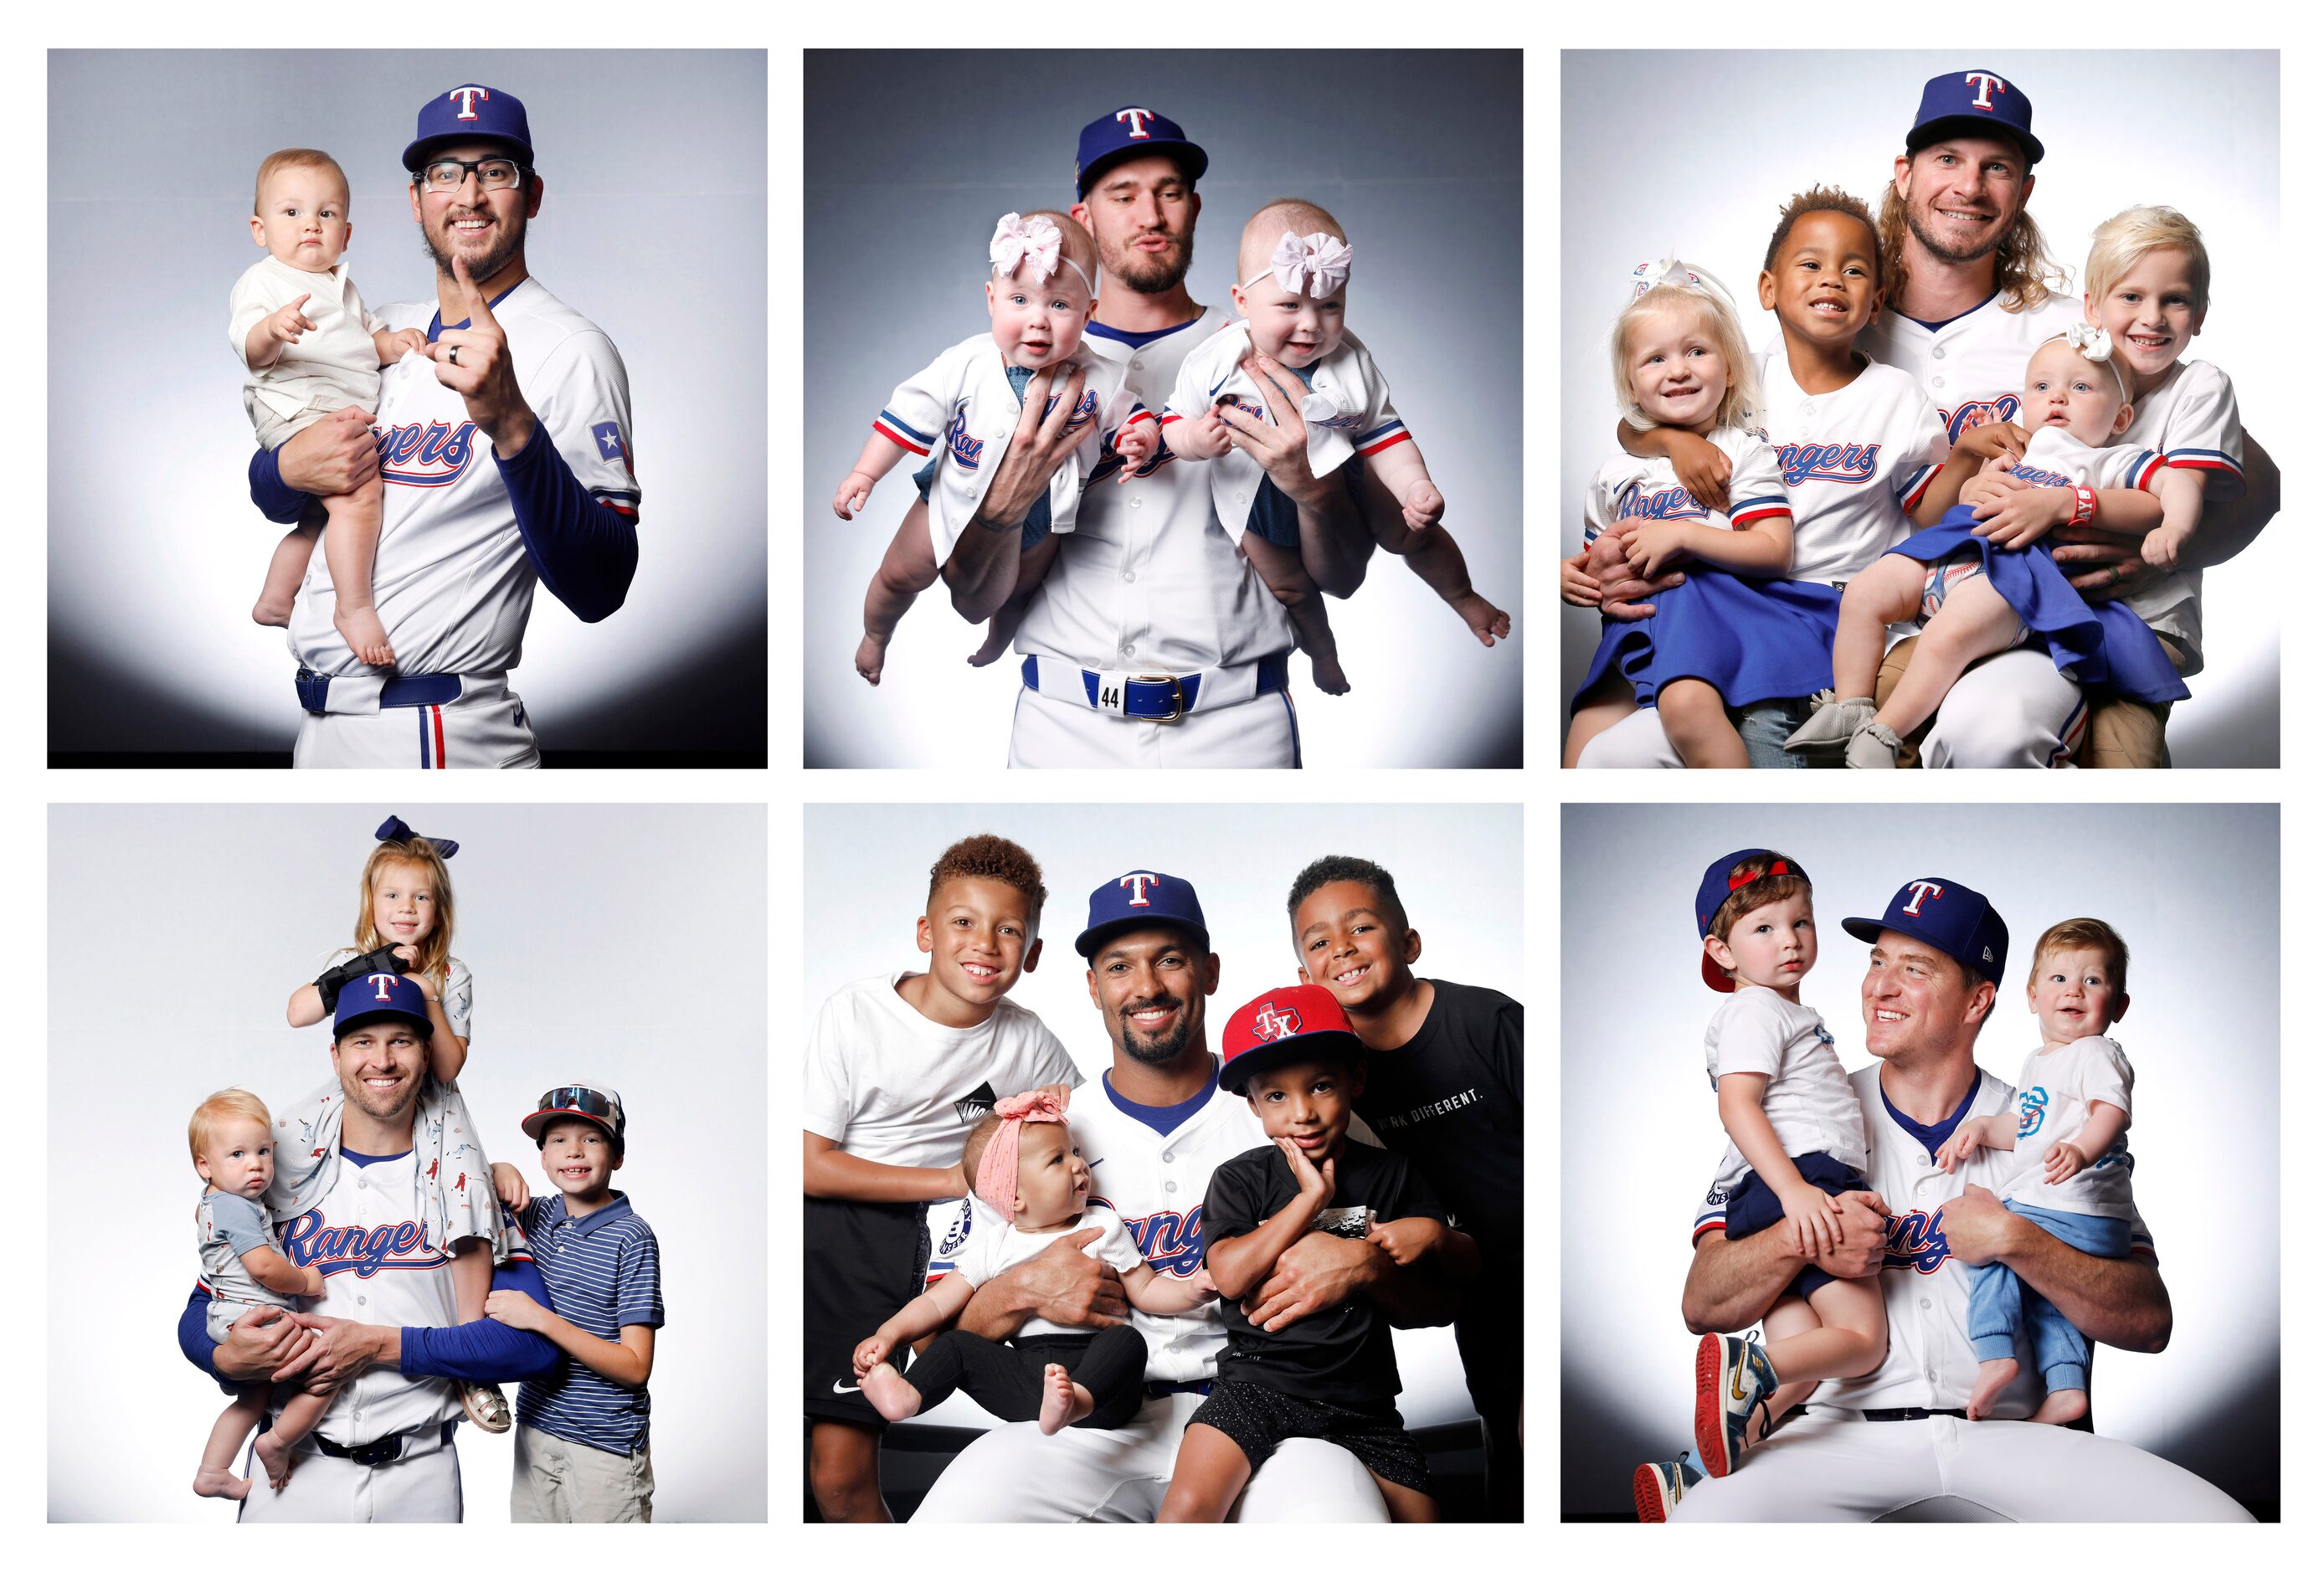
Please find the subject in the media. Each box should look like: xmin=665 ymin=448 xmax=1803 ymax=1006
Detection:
xmin=1719 ymin=1150 xmax=1866 ymax=1302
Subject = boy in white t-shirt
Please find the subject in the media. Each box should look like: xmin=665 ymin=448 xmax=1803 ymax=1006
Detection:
xmin=802 ymin=835 xmax=1082 ymax=1522
xmin=1688 ymin=849 xmax=1886 ymax=1477
xmin=1936 ymin=917 xmax=2137 ymax=1425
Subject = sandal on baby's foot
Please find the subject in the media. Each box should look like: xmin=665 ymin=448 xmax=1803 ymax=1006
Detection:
xmin=461 ymin=1381 xmax=512 ymax=1433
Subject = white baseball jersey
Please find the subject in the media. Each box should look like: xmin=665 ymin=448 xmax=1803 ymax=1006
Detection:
xmin=2000 ymin=1035 xmax=2136 ymax=1219
xmin=1749 ymin=348 xmax=1947 ymax=585
xmin=1704 ymin=989 xmax=1869 ymax=1192
xmin=285 ymin=278 xmax=639 ymax=767
xmin=2115 ymin=359 xmax=2245 ymax=675
xmin=1583 ymin=424 xmax=1792 ymax=546
xmin=873 ymin=333 xmax=1147 ymax=560
xmin=1998 ymin=426 xmax=2163 ymax=495
xmin=1161 ymin=323 xmax=1406 ymax=542
xmin=196 ymin=1188 xmax=298 ymax=1342
xmin=1695 ymin=1063 xmax=2153 ymax=1415
xmin=1858 ymin=290 xmax=2082 ymax=445
xmin=1008 ymin=309 xmax=1301 ymax=769
xmin=931 ymin=1205 xmax=1147 ymax=1338
xmin=802 ymin=972 xmax=1081 ymax=1168
xmin=230 ymin=255 xmax=390 ymax=434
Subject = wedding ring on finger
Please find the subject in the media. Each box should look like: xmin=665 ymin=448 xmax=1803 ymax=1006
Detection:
xmin=445 ymin=344 xmax=460 ymax=367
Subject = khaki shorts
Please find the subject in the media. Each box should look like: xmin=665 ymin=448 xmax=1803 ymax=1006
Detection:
xmin=511 ymin=1423 xmax=653 ymax=1523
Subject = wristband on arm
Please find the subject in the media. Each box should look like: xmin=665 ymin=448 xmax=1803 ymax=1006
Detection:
xmin=313 ymin=944 xmax=409 ymax=1013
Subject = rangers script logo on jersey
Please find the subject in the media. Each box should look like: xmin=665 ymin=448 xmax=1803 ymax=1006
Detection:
xmin=378 ymin=419 xmax=481 ymax=489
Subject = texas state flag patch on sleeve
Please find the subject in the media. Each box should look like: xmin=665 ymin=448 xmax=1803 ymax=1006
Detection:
xmin=592 ymin=420 xmax=633 ymax=474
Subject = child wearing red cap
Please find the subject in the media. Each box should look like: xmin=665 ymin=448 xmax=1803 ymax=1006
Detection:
xmin=1688 ymin=850 xmax=1885 ymax=1479
xmin=1158 ymin=984 xmax=1478 ymax=1523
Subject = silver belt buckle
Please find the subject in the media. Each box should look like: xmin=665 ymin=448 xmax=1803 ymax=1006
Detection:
xmin=1131 ymin=674 xmax=1185 ymax=723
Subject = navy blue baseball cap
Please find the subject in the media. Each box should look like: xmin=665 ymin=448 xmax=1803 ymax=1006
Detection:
xmin=332 ymin=970 xmax=434 ymax=1040
xmin=1075 ymin=105 xmax=1208 ymax=198
xmin=1843 ymin=876 xmax=2009 ymax=984
xmin=1076 ymin=869 xmax=1209 ymax=958
xmin=1218 ymin=984 xmax=1364 ymax=1095
xmin=404 ymin=84 xmax=535 ymax=172
xmin=1694 ymin=850 xmax=1811 ymax=993
xmin=1905 ymin=69 xmax=2043 ymax=166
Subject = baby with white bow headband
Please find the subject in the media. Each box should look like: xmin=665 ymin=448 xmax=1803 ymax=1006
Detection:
xmin=1151 ymin=199 xmax=1509 ymax=694
xmin=1789 ymin=326 xmax=2196 ymax=767
xmin=834 ymin=211 xmax=1158 ymax=686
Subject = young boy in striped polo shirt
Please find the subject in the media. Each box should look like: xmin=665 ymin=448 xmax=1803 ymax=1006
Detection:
xmin=486 ymin=1082 xmax=665 ymax=1522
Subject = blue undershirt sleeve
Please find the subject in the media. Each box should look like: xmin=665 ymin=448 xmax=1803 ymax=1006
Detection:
xmin=397 ymin=1255 xmax=563 ymax=1383
xmin=179 ymin=1287 xmax=225 ymax=1384
xmin=492 ymin=424 xmax=638 ymax=623
xmin=248 ymin=444 xmax=325 ymax=527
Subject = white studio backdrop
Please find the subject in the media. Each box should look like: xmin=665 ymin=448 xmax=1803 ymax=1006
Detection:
xmin=803 ymin=802 xmax=1524 ymax=1433
xmin=48 ymin=804 xmax=768 ymax=1522
xmin=1560 ymin=49 xmax=2280 ymax=765
xmin=1560 ymin=802 xmax=2279 ymax=1517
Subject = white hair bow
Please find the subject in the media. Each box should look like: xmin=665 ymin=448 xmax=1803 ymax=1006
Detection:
xmin=990 ymin=212 xmax=1063 ymax=284
xmin=2062 ymin=321 xmax=2113 ymax=362
xmin=1624 ymin=252 xmax=1737 ymax=312
xmin=1244 ymin=230 xmax=1354 ymax=299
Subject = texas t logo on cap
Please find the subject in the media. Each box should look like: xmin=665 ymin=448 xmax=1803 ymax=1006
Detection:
xmin=1251 ymin=1002 xmax=1301 ymax=1040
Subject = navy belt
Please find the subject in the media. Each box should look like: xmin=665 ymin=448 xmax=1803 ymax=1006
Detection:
xmin=296 ymin=668 xmax=464 ymax=716
xmin=309 ymin=1418 xmax=458 ymax=1466
xmin=1019 ymin=652 xmax=1289 ymax=721
xmin=1146 ymin=1379 xmax=1215 ymax=1400
xmin=1862 ymin=1406 xmax=1968 ymax=1422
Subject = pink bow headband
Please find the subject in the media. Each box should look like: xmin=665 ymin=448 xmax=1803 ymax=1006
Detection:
xmin=1242 ymin=229 xmax=1353 ymax=298
xmin=974 ymin=1089 xmax=1068 ymax=1216
xmin=990 ymin=213 xmax=1096 ymax=297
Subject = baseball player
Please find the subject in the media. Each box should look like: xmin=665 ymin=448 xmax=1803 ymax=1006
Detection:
xmin=246 ymin=84 xmax=640 ymax=768
xmin=175 ymin=974 xmax=562 ymax=1521
xmin=910 ymin=870 xmax=1458 ymax=1522
xmin=893 ymin=107 xmax=1401 ymax=768
xmin=1648 ymin=876 xmax=2249 ymax=1520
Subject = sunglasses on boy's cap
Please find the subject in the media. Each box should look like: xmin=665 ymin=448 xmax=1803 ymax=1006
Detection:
xmin=1693 ymin=850 xmax=1811 ymax=994
xmin=521 ymin=1082 xmax=626 ymax=1144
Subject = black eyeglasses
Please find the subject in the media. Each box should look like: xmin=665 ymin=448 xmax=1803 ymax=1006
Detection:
xmin=417 ymin=157 xmax=531 ymax=193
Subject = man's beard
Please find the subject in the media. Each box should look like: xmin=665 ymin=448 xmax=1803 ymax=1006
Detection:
xmin=421 ymin=211 xmax=524 ymax=285
xmin=339 ymin=1064 xmax=423 ymax=1123
xmin=1115 ymin=999 xmax=1198 ymax=1065
xmin=1904 ymin=199 xmax=2010 ymax=266
xmin=1102 ymin=231 xmax=1194 ymax=295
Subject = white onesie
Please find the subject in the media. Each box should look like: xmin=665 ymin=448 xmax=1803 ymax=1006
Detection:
xmin=1998 ymin=1035 xmax=2136 ymax=1220
xmin=229 ymin=254 xmax=393 ymax=447
xmin=930 ymin=1205 xmax=1147 ymax=1338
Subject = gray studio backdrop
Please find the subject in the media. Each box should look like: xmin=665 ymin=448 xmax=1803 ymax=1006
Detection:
xmin=803 ymin=803 xmax=1524 ymax=1434
xmin=49 ymin=804 xmax=768 ymax=1523
xmin=804 ymin=50 xmax=1523 ymax=768
xmin=1560 ymin=804 xmax=2279 ymax=1518
xmin=48 ymin=51 xmax=767 ymax=758
xmin=1560 ymin=50 xmax=2280 ymax=766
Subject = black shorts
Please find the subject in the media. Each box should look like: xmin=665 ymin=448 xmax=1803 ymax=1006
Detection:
xmin=803 ymin=1195 xmax=931 ymax=1429
xmin=1189 ymin=1378 xmax=1432 ymax=1496
xmin=1720 ymin=1151 xmax=1865 ymax=1302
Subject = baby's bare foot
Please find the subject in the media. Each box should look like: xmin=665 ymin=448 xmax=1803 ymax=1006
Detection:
xmin=251 ymin=590 xmax=296 ymax=628
xmin=1309 ymin=653 xmax=1352 ymax=695
xmin=2030 ymin=1388 xmax=2089 ymax=1426
xmin=193 ymin=1467 xmax=249 ymax=1500
xmin=1037 ymin=1363 xmax=1093 ymax=1435
xmin=1452 ymin=592 xmax=1512 ymax=647
xmin=252 ymin=1431 xmax=296 ymax=1492
xmin=856 ymin=632 xmax=888 ymax=686
xmin=860 ymin=1363 xmax=922 ymax=1424
xmin=1966 ymin=1357 xmax=2018 ymax=1422
xmin=333 ymin=606 xmax=395 ymax=668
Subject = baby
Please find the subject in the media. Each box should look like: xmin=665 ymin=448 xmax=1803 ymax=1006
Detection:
xmin=851 ymin=1091 xmax=1214 ymax=1435
xmin=188 ymin=1090 xmax=331 ymax=1498
xmin=1936 ymin=919 xmax=2138 ymax=1426
xmin=1157 ymin=198 xmax=1509 ymax=691
xmin=1787 ymin=327 xmax=2196 ymax=768
xmin=231 ymin=148 xmax=429 ymax=666
xmin=834 ymin=211 xmax=1157 ymax=685
xmin=1689 ymin=850 xmax=1885 ymax=1476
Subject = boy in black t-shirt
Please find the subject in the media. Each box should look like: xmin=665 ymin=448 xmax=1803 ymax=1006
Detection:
xmin=1159 ymin=984 xmax=1478 ymax=1524
xmin=1288 ymin=854 xmax=1526 ymax=1520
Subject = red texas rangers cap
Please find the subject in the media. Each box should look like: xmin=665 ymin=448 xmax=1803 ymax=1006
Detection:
xmin=404 ymin=84 xmax=535 ymax=172
xmin=1219 ymin=984 xmax=1365 ymax=1095
xmin=1905 ymin=69 xmax=2044 ymax=166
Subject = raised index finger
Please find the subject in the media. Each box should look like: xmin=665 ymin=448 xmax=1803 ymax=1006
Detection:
xmin=451 ymin=253 xmax=495 ymax=329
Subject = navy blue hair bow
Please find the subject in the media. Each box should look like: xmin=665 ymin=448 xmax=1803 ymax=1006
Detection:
xmin=377 ymin=814 xmax=459 ymax=860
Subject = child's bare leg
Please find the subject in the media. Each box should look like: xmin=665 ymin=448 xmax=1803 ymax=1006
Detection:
xmin=322 ymin=477 xmax=394 ymax=665
xmin=857 ymin=511 xmax=943 ymax=685
xmin=1375 ymin=516 xmax=1510 ymax=648
xmin=254 ymin=520 xmax=321 ymax=627
xmin=1746 ymin=1295 xmax=1824 ymax=1447
xmin=1156 ymin=1421 xmax=1255 ymax=1522
xmin=969 ymin=532 xmax=1059 ymax=667
xmin=1833 ymin=557 xmax=1925 ymax=700
xmin=1037 ymin=1362 xmax=1096 ymax=1435
xmin=1762 ymin=1276 xmax=1889 ymax=1385
xmin=858 ymin=1362 xmax=924 ymax=1424
xmin=1967 ymin=1357 xmax=2019 ymax=1421
xmin=2030 ymin=1386 xmax=2089 ymax=1426
xmin=1242 ymin=532 xmax=1349 ymax=694
xmin=1564 ymin=672 xmax=1638 ymax=767
xmin=1875 ymin=572 xmax=2023 ymax=737
xmin=1371 ymin=1474 xmax=1440 ymax=1523
xmin=1658 ymin=678 xmax=1746 ymax=768
xmin=251 ymin=1387 xmax=332 ymax=1492
xmin=195 ymin=1385 xmax=266 ymax=1498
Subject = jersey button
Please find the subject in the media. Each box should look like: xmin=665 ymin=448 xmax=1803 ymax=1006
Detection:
xmin=1164 ymin=1181 xmax=1176 ymax=1193
xmin=1917 ymin=1153 xmax=1930 ymax=1167
xmin=1933 ymin=347 xmax=1946 ymax=359
xmin=1920 ymin=1297 xmax=1932 ymax=1309
xmin=1123 ymin=570 xmax=1136 ymax=583
xmin=1932 ymin=377 xmax=1946 ymax=388
xmin=1132 ymin=358 xmax=1145 ymax=371
xmin=357 ymin=1295 xmax=368 ymax=1307
xmin=1129 ymin=496 xmax=1143 ymax=508
xmin=1161 ymin=1153 xmax=1174 ymax=1164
